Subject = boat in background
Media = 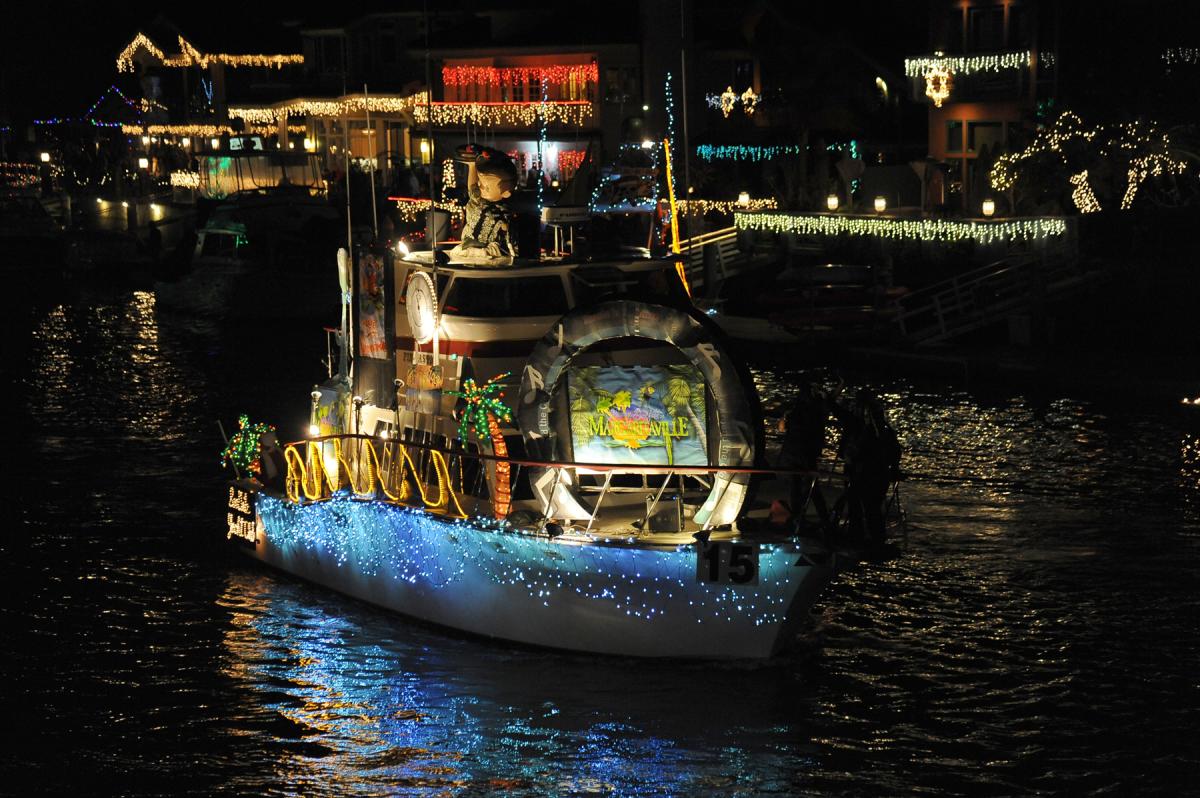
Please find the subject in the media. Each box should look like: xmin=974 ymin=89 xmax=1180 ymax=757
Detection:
xmin=0 ymin=193 xmax=65 ymax=274
xmin=700 ymin=262 xmax=907 ymax=345
xmin=156 ymin=139 xmax=343 ymax=319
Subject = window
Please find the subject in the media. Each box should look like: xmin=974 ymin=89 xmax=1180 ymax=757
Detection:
xmin=379 ymin=30 xmax=396 ymax=65
xmin=443 ymin=276 xmax=568 ymax=318
xmin=945 ymin=9 xmax=965 ymax=52
xmin=322 ymin=37 xmax=343 ymax=73
xmin=946 ymin=120 xmax=964 ymax=153
xmin=968 ymin=6 xmax=1005 ymax=51
xmin=733 ymin=59 xmax=754 ymax=89
xmin=968 ymin=121 xmax=1003 ymax=153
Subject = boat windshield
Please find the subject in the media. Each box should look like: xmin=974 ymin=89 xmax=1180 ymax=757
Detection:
xmin=442 ymin=274 xmax=569 ymax=317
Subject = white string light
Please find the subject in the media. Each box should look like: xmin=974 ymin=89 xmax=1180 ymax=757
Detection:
xmin=905 ymin=51 xmax=1034 ymax=78
xmin=1069 ymin=171 xmax=1101 ymax=213
xmin=117 ymin=33 xmax=303 ymax=73
xmin=735 ymin=211 xmax=1068 ymax=244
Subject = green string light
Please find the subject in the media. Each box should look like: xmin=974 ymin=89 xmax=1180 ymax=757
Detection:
xmin=447 ymin=373 xmax=513 ymax=442
xmin=221 ymin=414 xmax=275 ymax=475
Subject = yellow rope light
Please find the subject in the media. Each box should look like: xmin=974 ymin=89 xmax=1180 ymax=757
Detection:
xmin=284 ymin=438 xmax=466 ymax=518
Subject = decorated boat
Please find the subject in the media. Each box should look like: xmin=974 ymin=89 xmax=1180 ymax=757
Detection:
xmin=222 ymin=241 xmax=850 ymax=659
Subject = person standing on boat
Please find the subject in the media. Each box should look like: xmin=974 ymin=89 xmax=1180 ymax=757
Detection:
xmin=779 ymin=381 xmax=833 ymax=531
xmin=256 ymin=431 xmax=288 ymax=494
xmin=454 ymin=145 xmax=518 ymax=262
xmin=837 ymin=388 xmax=901 ymax=547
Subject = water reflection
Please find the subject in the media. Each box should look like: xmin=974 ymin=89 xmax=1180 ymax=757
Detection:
xmin=216 ymin=570 xmax=824 ymax=796
xmin=9 ymin=290 xmax=1200 ymax=795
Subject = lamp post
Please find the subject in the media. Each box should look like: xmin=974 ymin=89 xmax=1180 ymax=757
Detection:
xmin=982 ymin=198 xmax=996 ymax=217
xmin=826 ymin=193 xmax=839 ymax=211
xmin=874 ymin=196 xmax=887 ymax=213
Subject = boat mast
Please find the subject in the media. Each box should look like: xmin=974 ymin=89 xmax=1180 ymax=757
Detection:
xmin=364 ymin=83 xmax=379 ymax=239
xmin=679 ymin=0 xmax=693 ymax=252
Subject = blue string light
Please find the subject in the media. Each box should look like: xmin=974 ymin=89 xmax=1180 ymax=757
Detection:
xmin=664 ymin=72 xmax=677 ymax=202
xmin=695 ymin=144 xmax=805 ymax=162
xmin=256 ymin=494 xmax=800 ymax=627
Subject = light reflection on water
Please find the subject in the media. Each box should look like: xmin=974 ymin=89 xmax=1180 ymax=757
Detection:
xmin=3 ymin=288 xmax=1200 ymax=795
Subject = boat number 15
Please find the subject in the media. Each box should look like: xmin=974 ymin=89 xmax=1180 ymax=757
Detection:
xmin=695 ymin=541 xmax=759 ymax=585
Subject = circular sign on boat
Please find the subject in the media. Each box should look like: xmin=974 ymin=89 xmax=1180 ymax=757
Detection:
xmin=517 ymin=300 xmax=756 ymax=528
xmin=406 ymin=271 xmax=438 ymax=344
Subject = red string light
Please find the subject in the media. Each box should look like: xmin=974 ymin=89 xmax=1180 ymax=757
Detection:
xmin=442 ymin=63 xmax=598 ymax=87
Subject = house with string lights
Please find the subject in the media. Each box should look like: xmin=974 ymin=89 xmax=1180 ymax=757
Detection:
xmin=281 ymin=7 xmax=643 ymax=202
xmin=113 ymin=18 xmax=306 ymax=144
xmin=905 ymin=0 xmax=1058 ymax=214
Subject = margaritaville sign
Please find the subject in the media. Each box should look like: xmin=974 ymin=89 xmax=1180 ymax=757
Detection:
xmin=569 ymin=364 xmax=708 ymax=467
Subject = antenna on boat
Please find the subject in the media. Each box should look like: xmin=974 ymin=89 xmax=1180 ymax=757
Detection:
xmin=679 ymin=0 xmax=694 ymax=267
xmin=423 ymin=0 xmax=438 ymax=254
xmin=364 ymin=83 xmax=379 ymax=239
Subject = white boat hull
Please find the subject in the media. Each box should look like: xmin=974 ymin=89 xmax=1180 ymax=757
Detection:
xmin=246 ymin=494 xmax=836 ymax=659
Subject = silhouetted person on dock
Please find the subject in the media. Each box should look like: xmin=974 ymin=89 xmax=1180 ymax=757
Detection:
xmin=146 ymin=221 xmax=162 ymax=262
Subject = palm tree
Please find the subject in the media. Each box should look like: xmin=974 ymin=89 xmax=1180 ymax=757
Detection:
xmin=663 ymin=366 xmax=708 ymax=458
xmin=449 ymin=374 xmax=513 ymax=519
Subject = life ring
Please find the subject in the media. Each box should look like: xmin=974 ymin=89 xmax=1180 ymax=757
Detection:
xmin=517 ymin=300 xmax=756 ymax=528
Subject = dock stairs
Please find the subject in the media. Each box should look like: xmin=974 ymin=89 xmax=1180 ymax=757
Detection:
xmin=894 ymin=252 xmax=1112 ymax=345
xmin=679 ymin=226 xmax=748 ymax=293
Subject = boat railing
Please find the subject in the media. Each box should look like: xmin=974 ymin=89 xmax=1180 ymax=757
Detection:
xmin=279 ymin=433 xmax=821 ymax=531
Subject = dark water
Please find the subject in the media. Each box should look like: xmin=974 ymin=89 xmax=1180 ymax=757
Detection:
xmin=4 ymin=289 xmax=1199 ymax=797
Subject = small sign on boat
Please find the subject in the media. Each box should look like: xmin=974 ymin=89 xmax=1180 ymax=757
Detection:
xmin=226 ymin=485 xmax=261 ymax=547
xmin=695 ymin=540 xmax=759 ymax=585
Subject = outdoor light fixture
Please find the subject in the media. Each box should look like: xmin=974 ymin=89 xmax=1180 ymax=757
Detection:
xmin=181 ymin=137 xmax=191 ymax=147
xmin=39 ymin=152 xmax=50 ymax=163
xmin=874 ymin=196 xmax=887 ymax=212
xmin=826 ymin=194 xmax=839 ymax=211
xmin=419 ymin=141 xmax=430 ymax=154
xmin=304 ymin=137 xmax=314 ymax=151
xmin=141 ymin=136 xmax=150 ymax=145
xmin=737 ymin=191 xmax=751 ymax=207
xmin=641 ymin=140 xmax=654 ymax=149
xmin=211 ymin=138 xmax=220 ymax=149
xmin=396 ymin=239 xmax=410 ymax=257
xmin=308 ymin=423 xmax=320 ymax=437
xmin=982 ymin=198 xmax=996 ymax=217
xmin=138 ymin=157 xmax=149 ymax=169
xmin=642 ymin=104 xmax=650 ymax=111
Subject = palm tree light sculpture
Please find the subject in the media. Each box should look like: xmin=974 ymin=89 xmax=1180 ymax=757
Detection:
xmin=449 ymin=373 xmax=514 ymax=519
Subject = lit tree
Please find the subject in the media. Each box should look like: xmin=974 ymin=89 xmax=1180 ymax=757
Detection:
xmin=448 ymin=374 xmax=514 ymax=519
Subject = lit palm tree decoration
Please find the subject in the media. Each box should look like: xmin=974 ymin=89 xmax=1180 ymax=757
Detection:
xmin=448 ymin=373 xmax=513 ymax=519
xmin=221 ymin=414 xmax=275 ymax=477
